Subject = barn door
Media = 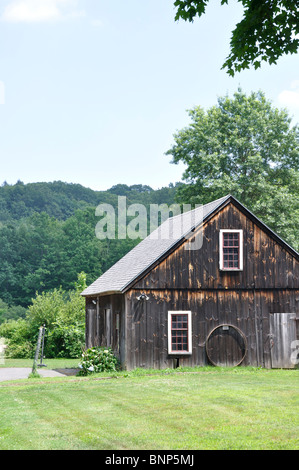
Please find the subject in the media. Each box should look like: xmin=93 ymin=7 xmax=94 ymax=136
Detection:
xmin=270 ymin=313 xmax=297 ymax=369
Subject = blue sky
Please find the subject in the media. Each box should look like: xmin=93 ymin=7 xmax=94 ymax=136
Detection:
xmin=0 ymin=0 xmax=298 ymax=191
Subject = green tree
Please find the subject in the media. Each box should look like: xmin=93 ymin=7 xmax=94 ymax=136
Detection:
xmin=0 ymin=299 xmax=27 ymax=324
xmin=61 ymin=208 xmax=106 ymax=289
xmin=166 ymin=89 xmax=299 ymax=249
xmin=174 ymin=0 xmax=299 ymax=75
xmin=26 ymin=288 xmax=66 ymax=331
xmin=0 ymin=273 xmax=87 ymax=359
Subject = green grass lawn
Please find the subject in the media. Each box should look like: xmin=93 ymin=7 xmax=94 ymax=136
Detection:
xmin=0 ymin=367 xmax=298 ymax=450
xmin=0 ymin=358 xmax=80 ymax=369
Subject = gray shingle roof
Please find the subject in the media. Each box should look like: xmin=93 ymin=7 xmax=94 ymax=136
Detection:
xmin=81 ymin=195 xmax=230 ymax=296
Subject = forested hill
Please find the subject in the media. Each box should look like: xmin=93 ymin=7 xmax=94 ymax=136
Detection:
xmin=0 ymin=181 xmax=180 ymax=310
xmin=0 ymin=180 xmax=179 ymax=222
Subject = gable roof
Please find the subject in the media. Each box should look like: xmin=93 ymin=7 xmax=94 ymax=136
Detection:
xmin=81 ymin=194 xmax=298 ymax=297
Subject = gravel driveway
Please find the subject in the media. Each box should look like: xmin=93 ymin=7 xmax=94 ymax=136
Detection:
xmin=0 ymin=368 xmax=79 ymax=382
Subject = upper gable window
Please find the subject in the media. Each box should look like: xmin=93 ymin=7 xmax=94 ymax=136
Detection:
xmin=219 ymin=229 xmax=243 ymax=271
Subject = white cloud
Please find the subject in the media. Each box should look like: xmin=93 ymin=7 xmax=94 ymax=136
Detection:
xmin=278 ymin=81 xmax=299 ymax=109
xmin=1 ymin=0 xmax=84 ymax=23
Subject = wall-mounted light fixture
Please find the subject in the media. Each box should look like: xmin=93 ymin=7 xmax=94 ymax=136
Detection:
xmin=137 ymin=293 xmax=149 ymax=301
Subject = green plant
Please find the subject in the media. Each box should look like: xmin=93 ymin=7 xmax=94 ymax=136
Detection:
xmin=78 ymin=347 xmax=120 ymax=375
xmin=0 ymin=273 xmax=86 ymax=359
xmin=0 ymin=319 xmax=33 ymax=358
xmin=5 ymin=341 xmax=33 ymax=359
xmin=27 ymin=372 xmax=41 ymax=379
xmin=28 ymin=365 xmax=41 ymax=379
xmin=45 ymin=321 xmax=85 ymax=358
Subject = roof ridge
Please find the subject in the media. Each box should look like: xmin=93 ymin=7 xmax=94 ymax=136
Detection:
xmin=158 ymin=194 xmax=231 ymax=222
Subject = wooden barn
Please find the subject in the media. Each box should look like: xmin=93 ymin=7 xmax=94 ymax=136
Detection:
xmin=81 ymin=195 xmax=299 ymax=370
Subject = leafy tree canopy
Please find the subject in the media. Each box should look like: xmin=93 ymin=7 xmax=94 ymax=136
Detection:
xmin=173 ymin=0 xmax=299 ymax=75
xmin=166 ymin=89 xmax=299 ymax=249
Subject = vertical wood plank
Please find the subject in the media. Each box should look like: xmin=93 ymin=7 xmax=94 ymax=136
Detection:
xmin=270 ymin=313 xmax=297 ymax=368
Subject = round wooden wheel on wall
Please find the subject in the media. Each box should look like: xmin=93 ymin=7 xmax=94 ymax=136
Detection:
xmin=206 ymin=324 xmax=247 ymax=367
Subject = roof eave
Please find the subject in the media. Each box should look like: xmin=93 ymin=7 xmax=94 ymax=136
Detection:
xmin=81 ymin=289 xmax=122 ymax=298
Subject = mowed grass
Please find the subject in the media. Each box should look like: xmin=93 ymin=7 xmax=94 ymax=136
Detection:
xmin=0 ymin=367 xmax=298 ymax=450
xmin=0 ymin=358 xmax=80 ymax=369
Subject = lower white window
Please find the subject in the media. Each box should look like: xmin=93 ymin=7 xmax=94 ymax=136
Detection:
xmin=168 ymin=311 xmax=192 ymax=354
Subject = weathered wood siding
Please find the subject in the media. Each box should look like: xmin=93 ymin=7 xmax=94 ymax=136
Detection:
xmin=124 ymin=289 xmax=298 ymax=370
xmin=134 ymin=204 xmax=298 ymax=291
xmin=270 ymin=313 xmax=297 ymax=368
xmin=86 ymin=294 xmax=126 ymax=366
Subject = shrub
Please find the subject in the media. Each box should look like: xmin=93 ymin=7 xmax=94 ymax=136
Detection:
xmin=45 ymin=321 xmax=85 ymax=358
xmin=5 ymin=340 xmax=33 ymax=359
xmin=0 ymin=275 xmax=86 ymax=359
xmin=0 ymin=319 xmax=29 ymax=341
xmin=0 ymin=319 xmax=33 ymax=358
xmin=78 ymin=347 xmax=120 ymax=375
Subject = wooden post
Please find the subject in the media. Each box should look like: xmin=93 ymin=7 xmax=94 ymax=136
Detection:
xmin=32 ymin=326 xmax=43 ymax=374
xmin=38 ymin=325 xmax=47 ymax=367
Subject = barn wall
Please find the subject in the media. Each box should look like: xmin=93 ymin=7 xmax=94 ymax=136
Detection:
xmin=85 ymin=294 xmax=126 ymax=367
xmin=125 ymin=288 xmax=298 ymax=370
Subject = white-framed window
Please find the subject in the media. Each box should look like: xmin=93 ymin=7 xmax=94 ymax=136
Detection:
xmin=168 ymin=311 xmax=192 ymax=355
xmin=219 ymin=229 xmax=243 ymax=271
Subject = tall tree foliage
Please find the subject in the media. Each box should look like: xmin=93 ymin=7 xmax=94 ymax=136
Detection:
xmin=174 ymin=0 xmax=299 ymax=75
xmin=0 ymin=181 xmax=178 ymax=221
xmin=166 ymin=89 xmax=299 ymax=249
